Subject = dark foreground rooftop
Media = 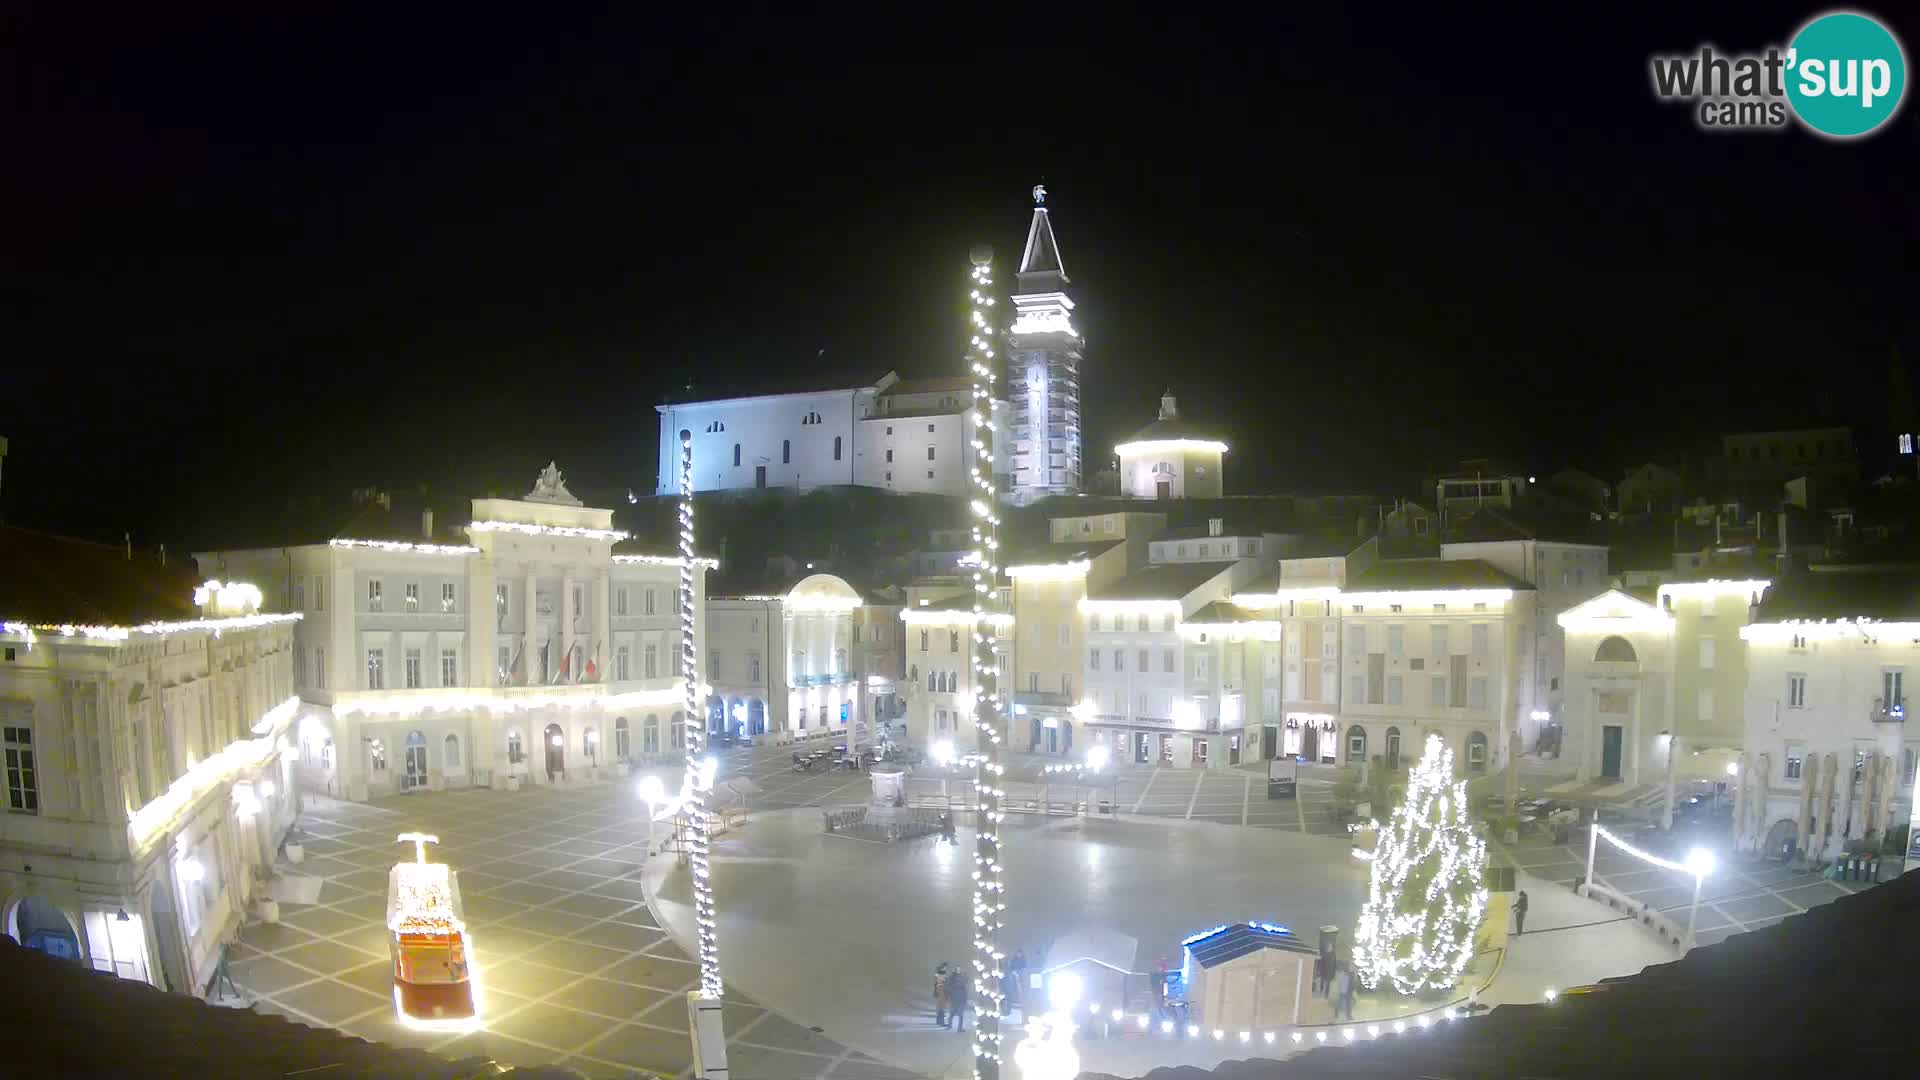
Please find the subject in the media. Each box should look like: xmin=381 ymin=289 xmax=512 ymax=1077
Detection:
xmin=0 ymin=934 xmax=572 ymax=1080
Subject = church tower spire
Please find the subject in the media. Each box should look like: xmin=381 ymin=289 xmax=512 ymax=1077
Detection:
xmin=1006 ymin=183 xmax=1084 ymax=505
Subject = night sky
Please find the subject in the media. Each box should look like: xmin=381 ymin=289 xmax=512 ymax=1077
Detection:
xmin=3 ymin=6 xmax=1914 ymax=549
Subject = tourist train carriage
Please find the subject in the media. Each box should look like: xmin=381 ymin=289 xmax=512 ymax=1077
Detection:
xmin=386 ymin=832 xmax=479 ymax=1026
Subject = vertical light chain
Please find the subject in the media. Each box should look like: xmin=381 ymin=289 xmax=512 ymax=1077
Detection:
xmin=966 ymin=250 xmax=1005 ymax=1080
xmin=678 ymin=429 xmax=723 ymax=999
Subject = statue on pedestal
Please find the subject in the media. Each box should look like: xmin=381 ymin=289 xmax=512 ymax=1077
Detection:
xmin=526 ymin=461 xmax=583 ymax=506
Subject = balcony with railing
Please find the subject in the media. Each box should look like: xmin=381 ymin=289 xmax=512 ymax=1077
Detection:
xmin=1873 ymin=696 xmax=1906 ymax=723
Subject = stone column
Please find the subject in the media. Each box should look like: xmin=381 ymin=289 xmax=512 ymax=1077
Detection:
xmin=525 ymin=570 xmax=540 ymax=684
xmin=562 ymin=574 xmax=579 ymax=685
xmin=594 ymin=571 xmax=612 ymax=683
xmin=471 ymin=553 xmax=497 ymax=689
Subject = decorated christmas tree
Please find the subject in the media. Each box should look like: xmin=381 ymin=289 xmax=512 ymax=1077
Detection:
xmin=1354 ymin=732 xmax=1489 ymax=995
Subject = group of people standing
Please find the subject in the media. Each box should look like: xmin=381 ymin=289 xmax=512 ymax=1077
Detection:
xmin=932 ymin=950 xmax=1030 ymax=1031
xmin=1314 ymin=950 xmax=1357 ymax=1021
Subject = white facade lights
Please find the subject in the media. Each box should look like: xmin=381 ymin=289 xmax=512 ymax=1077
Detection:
xmin=1006 ymin=560 xmax=1090 ymax=581
xmin=329 ymin=538 xmax=479 ymax=556
xmin=1111 ymin=438 xmax=1229 ymax=457
xmin=467 ymin=520 xmax=630 ymax=542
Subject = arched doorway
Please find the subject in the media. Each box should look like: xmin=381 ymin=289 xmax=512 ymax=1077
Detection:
xmin=1762 ymin=818 xmax=1798 ymax=862
xmin=506 ymin=728 xmax=525 ymax=774
xmin=7 ymin=897 xmax=80 ymax=960
xmin=543 ymin=723 xmax=565 ymax=780
xmin=748 ymin=699 xmax=767 ymax=736
xmin=615 ymin=717 xmax=631 ymax=761
xmin=1385 ymin=727 xmax=1403 ymax=771
xmin=402 ymin=730 xmax=428 ymax=791
xmin=1345 ymin=724 xmax=1367 ymax=763
xmin=708 ymin=697 xmax=726 ymax=734
xmin=1301 ymin=723 xmax=1319 ymax=762
xmin=1466 ymin=731 xmax=1490 ymax=773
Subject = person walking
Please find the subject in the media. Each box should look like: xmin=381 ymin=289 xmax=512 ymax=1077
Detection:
xmin=1333 ymin=960 xmax=1355 ymax=1022
xmin=934 ymin=962 xmax=950 ymax=1027
xmin=945 ymin=966 xmax=970 ymax=1032
xmin=1513 ymin=890 xmax=1530 ymax=935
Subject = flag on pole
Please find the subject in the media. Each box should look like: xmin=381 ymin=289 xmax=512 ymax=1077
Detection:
xmin=558 ymin=644 xmax=571 ymax=683
xmin=506 ymin=637 xmax=525 ymax=686
xmin=586 ymin=641 xmax=600 ymax=683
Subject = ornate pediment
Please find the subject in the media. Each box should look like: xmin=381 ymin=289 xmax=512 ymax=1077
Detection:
xmin=526 ymin=461 xmax=583 ymax=506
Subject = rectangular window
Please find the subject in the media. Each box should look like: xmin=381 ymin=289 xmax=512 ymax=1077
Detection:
xmin=927 ymin=446 xmax=936 ymax=460
xmin=1387 ymin=675 xmax=1403 ymax=705
xmin=368 ymin=579 xmax=383 ymax=612
xmin=315 ymin=646 xmax=326 ymax=688
xmin=3 ymin=723 xmax=37 ymax=814
xmin=1286 ymin=636 xmax=1300 ymax=658
xmin=1697 ymin=689 xmax=1715 ymax=720
xmin=1450 ymin=655 xmax=1468 ymax=706
xmin=1348 ymin=732 xmax=1366 ymax=761
xmin=1367 ymin=653 xmax=1385 ymax=704
xmin=709 ymin=651 xmax=721 ymax=680
xmin=367 ymin=649 xmax=385 ymax=690
xmin=293 ymin=576 xmax=306 ymax=610
xmin=440 ymin=649 xmax=458 ymax=687
xmin=1431 ymin=624 xmax=1448 ymax=657
xmin=496 ymin=584 xmax=509 ymax=617
xmin=1062 ymin=674 xmax=1074 ymax=696
xmin=950 ymin=630 xmax=961 ymax=653
xmin=1163 ymin=648 xmax=1175 ymax=673
xmin=315 ymin=574 xmax=326 ymax=612
xmin=645 ymin=643 xmax=659 ymax=679
xmin=1699 ymin=637 xmax=1716 ymax=669
xmin=616 ymin=587 xmax=629 ymax=616
xmin=404 ymin=648 xmax=422 ymax=689
xmin=1058 ymin=624 xmax=1070 ymax=646
xmin=1884 ymin=669 xmax=1905 ymax=708
xmin=1029 ymin=672 xmax=1040 ymax=692
xmin=1347 ymin=626 xmax=1366 ymax=656
xmin=852 ymin=624 xmax=862 ymax=645
xmin=1348 ymin=674 xmax=1365 ymax=703
xmin=1322 ymin=623 xmax=1337 ymax=659
xmin=645 ymin=588 xmax=657 ymax=615
xmin=496 ymin=644 xmax=510 ymax=683
xmin=1138 ymin=649 xmax=1150 ymax=672
xmin=1162 ymin=613 xmax=1175 ymax=632
xmin=1135 ymin=614 xmax=1149 ymax=632
xmin=1903 ymin=745 xmax=1918 ymax=787
xmin=572 ymin=585 xmax=584 ymax=621
xmin=1090 ymin=649 xmax=1101 ymax=671
xmin=1195 ymin=654 xmax=1210 ymax=679
xmin=749 ymin=653 xmax=762 ymax=683
xmin=441 ymin=583 xmax=456 ymax=612
xmin=1788 ymin=673 xmax=1807 ymax=709
xmin=1469 ymin=676 xmax=1488 ymax=710
xmin=1090 ymin=613 xmax=1102 ymax=632
xmin=920 ymin=629 xmax=930 ymax=652
xmin=1114 ymin=650 xmax=1125 ymax=672
xmin=1431 ymin=675 xmax=1446 ymax=707
xmin=1471 ymin=623 xmax=1489 ymax=659
xmin=1784 ymin=743 xmax=1805 ymax=780
xmin=616 ymin=645 xmax=632 ymax=681
xmin=405 ymin=582 xmax=420 ymax=612
xmin=1387 ymin=625 xmax=1404 ymax=656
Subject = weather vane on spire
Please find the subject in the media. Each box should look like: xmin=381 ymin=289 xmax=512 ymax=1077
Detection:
xmin=1032 ymin=183 xmax=1047 ymax=205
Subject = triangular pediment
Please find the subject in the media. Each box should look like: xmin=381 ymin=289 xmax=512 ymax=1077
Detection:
xmin=1556 ymin=589 xmax=1671 ymax=631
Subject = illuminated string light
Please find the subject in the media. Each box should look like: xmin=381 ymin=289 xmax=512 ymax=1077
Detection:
xmin=468 ymin=519 xmax=629 ymax=542
xmin=965 ymin=246 xmax=1008 ymax=1080
xmin=329 ymin=538 xmax=479 ymax=556
xmin=612 ymin=553 xmax=720 ymax=568
xmin=677 ymin=429 xmax=724 ymax=1001
xmin=1353 ymin=733 xmax=1489 ymax=995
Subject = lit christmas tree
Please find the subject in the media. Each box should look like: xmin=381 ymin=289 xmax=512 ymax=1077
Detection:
xmin=1354 ymin=732 xmax=1489 ymax=995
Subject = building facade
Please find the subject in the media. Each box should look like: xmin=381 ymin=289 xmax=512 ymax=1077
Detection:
xmin=1007 ymin=186 xmax=1085 ymax=504
xmin=200 ymin=466 xmax=705 ymax=801
xmin=1115 ymin=393 xmax=1227 ymax=500
xmin=2 ymin=529 xmax=300 ymax=1000
xmin=1734 ymin=568 xmax=1919 ymax=861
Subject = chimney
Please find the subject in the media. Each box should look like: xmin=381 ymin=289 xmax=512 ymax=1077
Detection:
xmin=1208 ymin=518 xmax=1223 ymax=537
xmin=1159 ymin=391 xmax=1178 ymax=421
xmin=422 ymin=508 xmax=435 ymax=539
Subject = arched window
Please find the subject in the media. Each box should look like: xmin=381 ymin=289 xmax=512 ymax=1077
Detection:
xmin=733 ymin=443 xmax=742 ymax=467
xmin=1466 ymin=731 xmax=1489 ymax=772
xmin=670 ymin=711 xmax=685 ymax=750
xmin=506 ymin=729 xmax=524 ymax=765
xmin=927 ymin=669 xmax=936 ymax=692
xmin=644 ymin=714 xmax=660 ymax=754
xmin=368 ymin=738 xmax=387 ymax=771
xmin=444 ymin=733 xmax=461 ymax=768
xmin=615 ymin=717 xmax=630 ymax=760
xmin=833 ymin=435 xmax=843 ymax=461
xmin=1595 ymin=636 xmax=1638 ymax=663
xmin=1384 ymin=726 xmax=1401 ymax=771
xmin=1345 ymin=724 xmax=1367 ymax=762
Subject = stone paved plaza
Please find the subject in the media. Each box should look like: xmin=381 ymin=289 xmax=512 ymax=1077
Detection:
xmin=228 ymin=743 xmax=1892 ymax=1079
xmin=230 ymin=777 xmax=916 ymax=1080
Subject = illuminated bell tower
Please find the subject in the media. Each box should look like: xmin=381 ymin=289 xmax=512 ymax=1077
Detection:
xmin=1007 ymin=184 xmax=1083 ymax=505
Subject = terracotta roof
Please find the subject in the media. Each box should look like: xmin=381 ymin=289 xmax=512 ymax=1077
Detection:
xmin=1752 ymin=565 xmax=1920 ymax=622
xmin=1085 ymin=860 xmax=1920 ymax=1080
xmin=1347 ymin=558 xmax=1534 ymax=593
xmin=1091 ymin=561 xmax=1238 ymax=601
xmin=0 ymin=525 xmax=201 ymax=625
